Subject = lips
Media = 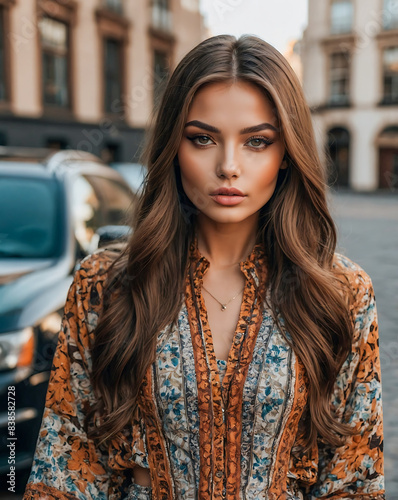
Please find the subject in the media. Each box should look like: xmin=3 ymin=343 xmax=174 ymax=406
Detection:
xmin=210 ymin=187 xmax=245 ymax=196
xmin=210 ymin=187 xmax=246 ymax=206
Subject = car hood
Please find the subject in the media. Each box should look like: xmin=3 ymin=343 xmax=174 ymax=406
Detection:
xmin=0 ymin=258 xmax=72 ymax=333
xmin=0 ymin=259 xmax=50 ymax=284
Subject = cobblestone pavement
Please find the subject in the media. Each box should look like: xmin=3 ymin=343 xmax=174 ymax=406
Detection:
xmin=2 ymin=190 xmax=397 ymax=499
xmin=330 ymin=190 xmax=398 ymax=499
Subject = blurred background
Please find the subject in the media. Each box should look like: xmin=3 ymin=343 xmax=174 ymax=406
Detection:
xmin=0 ymin=0 xmax=397 ymax=498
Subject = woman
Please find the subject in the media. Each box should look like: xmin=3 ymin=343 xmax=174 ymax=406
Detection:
xmin=24 ymin=34 xmax=385 ymax=499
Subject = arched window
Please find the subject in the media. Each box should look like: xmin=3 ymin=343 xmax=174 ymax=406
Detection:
xmin=377 ymin=126 xmax=398 ymax=189
xmin=327 ymin=127 xmax=350 ymax=187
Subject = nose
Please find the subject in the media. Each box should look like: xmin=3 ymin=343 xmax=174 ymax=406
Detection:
xmin=216 ymin=145 xmax=241 ymax=179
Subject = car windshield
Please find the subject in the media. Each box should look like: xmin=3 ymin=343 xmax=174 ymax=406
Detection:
xmin=0 ymin=176 xmax=61 ymax=258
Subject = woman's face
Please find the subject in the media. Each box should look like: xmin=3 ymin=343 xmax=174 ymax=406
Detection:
xmin=177 ymin=81 xmax=287 ymax=227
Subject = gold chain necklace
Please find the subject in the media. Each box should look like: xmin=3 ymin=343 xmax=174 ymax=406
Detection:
xmin=201 ymin=284 xmax=244 ymax=311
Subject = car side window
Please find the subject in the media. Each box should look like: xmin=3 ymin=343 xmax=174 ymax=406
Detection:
xmin=71 ymin=176 xmax=103 ymax=252
xmin=84 ymin=175 xmax=136 ymax=226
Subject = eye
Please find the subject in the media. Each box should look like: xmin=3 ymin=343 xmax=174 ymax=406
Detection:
xmin=246 ymin=136 xmax=274 ymax=149
xmin=187 ymin=135 xmax=215 ymax=147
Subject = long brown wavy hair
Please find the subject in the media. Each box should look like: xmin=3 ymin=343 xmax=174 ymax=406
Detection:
xmin=87 ymin=34 xmax=355 ymax=451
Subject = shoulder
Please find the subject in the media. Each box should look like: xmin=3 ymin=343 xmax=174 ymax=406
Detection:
xmin=332 ymin=251 xmax=375 ymax=302
xmin=67 ymin=247 xmax=125 ymax=331
xmin=332 ymin=252 xmax=377 ymax=345
xmin=76 ymin=246 xmax=120 ymax=279
xmin=332 ymin=251 xmax=372 ymax=284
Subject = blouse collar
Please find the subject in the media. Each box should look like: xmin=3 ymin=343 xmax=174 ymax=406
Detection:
xmin=188 ymin=234 xmax=267 ymax=289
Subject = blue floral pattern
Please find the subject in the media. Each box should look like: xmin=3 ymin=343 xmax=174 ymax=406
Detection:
xmin=23 ymin=246 xmax=385 ymax=499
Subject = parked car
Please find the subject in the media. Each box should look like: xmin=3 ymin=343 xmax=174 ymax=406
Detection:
xmin=0 ymin=148 xmax=137 ymax=489
xmin=111 ymin=162 xmax=147 ymax=194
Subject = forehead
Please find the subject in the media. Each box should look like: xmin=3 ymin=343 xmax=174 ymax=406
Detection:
xmin=187 ymin=81 xmax=277 ymax=125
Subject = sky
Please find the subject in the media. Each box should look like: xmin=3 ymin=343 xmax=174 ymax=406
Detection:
xmin=199 ymin=0 xmax=309 ymax=54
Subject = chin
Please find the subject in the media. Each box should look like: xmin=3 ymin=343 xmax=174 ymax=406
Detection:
xmin=201 ymin=210 xmax=253 ymax=225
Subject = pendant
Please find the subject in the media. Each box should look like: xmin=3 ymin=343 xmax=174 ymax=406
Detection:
xmin=221 ymin=304 xmax=227 ymax=311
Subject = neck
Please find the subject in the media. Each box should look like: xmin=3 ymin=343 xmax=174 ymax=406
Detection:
xmin=196 ymin=214 xmax=259 ymax=268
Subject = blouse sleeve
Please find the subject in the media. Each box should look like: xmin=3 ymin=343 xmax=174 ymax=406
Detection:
xmin=305 ymin=267 xmax=385 ymax=499
xmin=23 ymin=255 xmax=132 ymax=500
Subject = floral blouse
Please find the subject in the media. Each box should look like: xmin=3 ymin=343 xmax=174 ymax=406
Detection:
xmin=23 ymin=238 xmax=385 ymax=499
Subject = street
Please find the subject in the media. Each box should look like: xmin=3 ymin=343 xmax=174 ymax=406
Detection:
xmin=330 ymin=190 xmax=398 ymax=498
xmin=1 ymin=190 xmax=397 ymax=499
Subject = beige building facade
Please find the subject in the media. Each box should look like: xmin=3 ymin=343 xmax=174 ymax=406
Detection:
xmin=301 ymin=0 xmax=398 ymax=191
xmin=0 ymin=0 xmax=207 ymax=161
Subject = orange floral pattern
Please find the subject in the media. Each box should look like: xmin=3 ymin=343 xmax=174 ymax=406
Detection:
xmin=23 ymin=242 xmax=385 ymax=499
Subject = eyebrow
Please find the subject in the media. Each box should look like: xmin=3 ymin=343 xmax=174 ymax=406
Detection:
xmin=184 ymin=120 xmax=278 ymax=134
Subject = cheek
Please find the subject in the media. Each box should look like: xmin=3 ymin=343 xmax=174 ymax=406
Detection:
xmin=179 ymin=168 xmax=211 ymax=212
xmin=253 ymin=153 xmax=283 ymax=188
xmin=177 ymin=141 xmax=189 ymax=168
xmin=257 ymin=166 xmax=280 ymax=187
xmin=179 ymin=164 xmax=201 ymax=194
xmin=178 ymin=144 xmax=193 ymax=183
xmin=178 ymin=144 xmax=209 ymax=191
xmin=177 ymin=149 xmax=205 ymax=207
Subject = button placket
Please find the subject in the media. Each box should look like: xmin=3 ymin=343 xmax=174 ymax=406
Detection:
xmin=188 ymin=236 xmax=268 ymax=498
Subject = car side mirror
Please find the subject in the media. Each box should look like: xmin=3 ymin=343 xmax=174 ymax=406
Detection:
xmin=93 ymin=225 xmax=132 ymax=249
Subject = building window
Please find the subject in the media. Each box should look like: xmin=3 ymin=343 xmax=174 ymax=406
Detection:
xmin=0 ymin=7 xmax=6 ymax=101
xmin=329 ymin=52 xmax=350 ymax=106
xmin=378 ymin=126 xmax=398 ymax=189
xmin=327 ymin=127 xmax=350 ymax=187
xmin=46 ymin=138 xmax=69 ymax=151
xmin=383 ymin=0 xmax=398 ymax=30
xmin=101 ymin=143 xmax=121 ymax=163
xmin=382 ymin=47 xmax=398 ymax=104
xmin=39 ymin=16 xmax=70 ymax=108
xmin=153 ymin=50 xmax=169 ymax=106
xmin=152 ymin=0 xmax=172 ymax=32
xmin=104 ymin=38 xmax=122 ymax=113
xmin=103 ymin=0 xmax=123 ymax=15
xmin=330 ymin=0 xmax=353 ymax=34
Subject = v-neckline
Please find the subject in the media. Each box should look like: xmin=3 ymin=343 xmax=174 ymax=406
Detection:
xmin=186 ymin=234 xmax=268 ymax=401
xmin=183 ymin=237 xmax=268 ymax=497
